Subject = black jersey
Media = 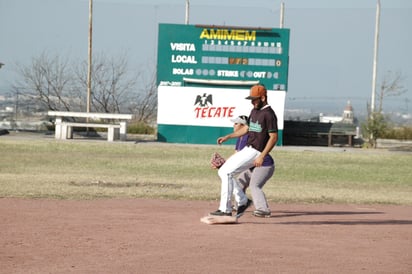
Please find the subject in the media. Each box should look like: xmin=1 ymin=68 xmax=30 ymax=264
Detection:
xmin=247 ymin=105 xmax=278 ymax=152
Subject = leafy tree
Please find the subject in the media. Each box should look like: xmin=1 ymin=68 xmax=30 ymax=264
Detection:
xmin=363 ymin=111 xmax=388 ymax=147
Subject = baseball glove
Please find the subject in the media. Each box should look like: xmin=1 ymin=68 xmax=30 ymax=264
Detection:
xmin=210 ymin=152 xmax=226 ymax=169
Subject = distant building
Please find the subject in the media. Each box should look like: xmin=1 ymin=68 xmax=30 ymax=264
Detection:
xmin=319 ymin=100 xmax=354 ymax=124
xmin=342 ymin=100 xmax=354 ymax=123
xmin=319 ymin=113 xmax=342 ymax=123
xmin=284 ymin=100 xmax=361 ymax=146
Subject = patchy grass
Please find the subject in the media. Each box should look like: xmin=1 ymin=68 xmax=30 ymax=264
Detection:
xmin=1 ymin=138 xmax=411 ymax=204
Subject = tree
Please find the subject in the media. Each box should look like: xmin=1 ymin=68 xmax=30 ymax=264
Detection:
xmin=76 ymin=53 xmax=139 ymax=114
xmin=363 ymin=71 xmax=407 ymax=147
xmin=376 ymin=71 xmax=407 ymax=113
xmin=13 ymin=52 xmax=81 ymax=111
xmin=13 ymin=52 xmax=158 ymax=124
xmin=127 ymin=71 xmax=158 ymax=124
xmin=363 ymin=111 xmax=388 ymax=148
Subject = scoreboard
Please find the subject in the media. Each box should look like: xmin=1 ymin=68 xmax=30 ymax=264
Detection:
xmin=157 ymin=24 xmax=290 ymax=90
xmin=156 ymin=24 xmax=290 ymax=145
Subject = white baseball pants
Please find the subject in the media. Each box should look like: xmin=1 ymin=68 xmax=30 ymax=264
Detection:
xmin=217 ymin=146 xmax=261 ymax=213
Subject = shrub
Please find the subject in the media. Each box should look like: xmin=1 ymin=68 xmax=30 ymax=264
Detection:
xmin=127 ymin=122 xmax=155 ymax=134
xmin=382 ymin=126 xmax=412 ymax=140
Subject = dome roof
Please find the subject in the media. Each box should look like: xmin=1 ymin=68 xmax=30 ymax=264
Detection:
xmin=344 ymin=100 xmax=353 ymax=112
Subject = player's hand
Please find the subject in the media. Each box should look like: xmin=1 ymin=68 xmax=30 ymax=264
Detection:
xmin=217 ymin=136 xmax=228 ymax=145
xmin=254 ymin=156 xmax=264 ymax=167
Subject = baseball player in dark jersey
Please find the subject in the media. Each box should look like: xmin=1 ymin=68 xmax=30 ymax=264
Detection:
xmin=226 ymin=115 xmax=275 ymax=217
xmin=210 ymin=84 xmax=278 ymax=217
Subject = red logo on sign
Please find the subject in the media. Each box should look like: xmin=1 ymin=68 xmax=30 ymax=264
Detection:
xmin=193 ymin=94 xmax=235 ymax=118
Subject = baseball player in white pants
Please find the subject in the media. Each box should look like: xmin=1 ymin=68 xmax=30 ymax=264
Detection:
xmin=217 ymin=146 xmax=261 ymax=215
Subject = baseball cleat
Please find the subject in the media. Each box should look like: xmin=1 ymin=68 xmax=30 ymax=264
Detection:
xmin=210 ymin=210 xmax=232 ymax=216
xmin=236 ymin=199 xmax=252 ymax=217
xmin=252 ymin=210 xmax=271 ymax=218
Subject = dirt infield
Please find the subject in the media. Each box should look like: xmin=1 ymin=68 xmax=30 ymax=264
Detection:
xmin=1 ymin=198 xmax=411 ymax=273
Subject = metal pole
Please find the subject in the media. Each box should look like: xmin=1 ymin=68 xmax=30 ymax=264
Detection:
xmin=15 ymin=91 xmax=19 ymax=130
xmin=87 ymin=0 xmax=93 ymax=113
xmin=371 ymin=0 xmax=380 ymax=115
xmin=185 ymin=0 xmax=190 ymax=24
xmin=279 ymin=2 xmax=285 ymax=28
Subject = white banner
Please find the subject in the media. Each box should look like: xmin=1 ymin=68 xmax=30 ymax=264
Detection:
xmin=157 ymin=86 xmax=285 ymax=129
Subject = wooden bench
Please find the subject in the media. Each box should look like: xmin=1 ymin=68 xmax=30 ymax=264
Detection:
xmin=330 ymin=131 xmax=356 ymax=147
xmin=48 ymin=111 xmax=133 ymax=142
xmin=318 ymin=131 xmax=356 ymax=147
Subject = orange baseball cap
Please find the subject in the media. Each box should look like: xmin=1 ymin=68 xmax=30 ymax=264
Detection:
xmin=245 ymin=85 xmax=267 ymax=99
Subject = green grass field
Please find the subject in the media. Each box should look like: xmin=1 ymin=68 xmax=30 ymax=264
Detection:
xmin=1 ymin=136 xmax=411 ymax=205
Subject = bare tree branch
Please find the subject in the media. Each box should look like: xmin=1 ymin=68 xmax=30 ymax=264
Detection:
xmin=377 ymin=71 xmax=407 ymax=113
xmin=13 ymin=52 xmax=80 ymax=111
xmin=13 ymin=52 xmax=158 ymax=125
xmin=128 ymin=70 xmax=158 ymax=123
xmin=76 ymin=53 xmax=139 ymax=114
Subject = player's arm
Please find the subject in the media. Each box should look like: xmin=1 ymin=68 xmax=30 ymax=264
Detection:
xmin=217 ymin=125 xmax=249 ymax=144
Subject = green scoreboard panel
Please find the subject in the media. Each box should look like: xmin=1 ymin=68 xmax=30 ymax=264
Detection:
xmin=157 ymin=24 xmax=290 ymax=90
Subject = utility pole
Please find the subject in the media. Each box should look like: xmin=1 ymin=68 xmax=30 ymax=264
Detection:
xmin=371 ymin=0 xmax=380 ymax=115
xmin=15 ymin=91 xmax=19 ymax=130
xmin=279 ymin=2 xmax=285 ymax=28
xmin=185 ymin=0 xmax=190 ymax=24
xmin=87 ymin=0 xmax=93 ymax=114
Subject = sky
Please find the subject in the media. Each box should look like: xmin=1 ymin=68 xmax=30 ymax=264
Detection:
xmin=1 ymin=0 xmax=411 ymax=116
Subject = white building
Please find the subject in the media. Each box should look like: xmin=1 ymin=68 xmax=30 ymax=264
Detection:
xmin=319 ymin=101 xmax=354 ymax=124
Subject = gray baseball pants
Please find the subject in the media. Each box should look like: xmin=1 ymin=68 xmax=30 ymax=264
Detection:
xmin=236 ymin=164 xmax=275 ymax=212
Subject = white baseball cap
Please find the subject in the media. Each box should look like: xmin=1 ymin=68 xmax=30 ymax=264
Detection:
xmin=230 ymin=115 xmax=248 ymax=125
